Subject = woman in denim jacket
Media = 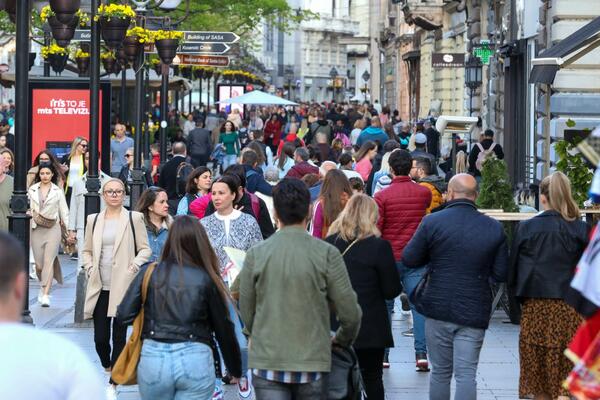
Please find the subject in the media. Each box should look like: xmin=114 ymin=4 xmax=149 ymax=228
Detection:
xmin=136 ymin=187 xmax=173 ymax=262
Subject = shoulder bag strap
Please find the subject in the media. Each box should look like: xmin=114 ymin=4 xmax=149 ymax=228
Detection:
xmin=141 ymin=263 xmax=156 ymax=305
xmin=92 ymin=213 xmax=100 ymax=234
xmin=129 ymin=211 xmax=138 ymax=255
xmin=341 ymin=239 xmax=359 ymax=256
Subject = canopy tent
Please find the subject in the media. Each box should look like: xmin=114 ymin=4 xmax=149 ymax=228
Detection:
xmin=217 ymin=90 xmax=298 ymax=106
xmin=530 ymin=16 xmax=600 ymax=84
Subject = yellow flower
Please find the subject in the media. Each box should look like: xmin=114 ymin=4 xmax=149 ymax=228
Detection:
xmin=153 ymin=30 xmax=184 ymax=43
xmin=75 ymin=49 xmax=90 ymax=58
xmin=126 ymin=27 xmax=153 ymax=44
xmin=41 ymin=44 xmax=68 ymax=59
xmin=76 ymin=10 xmax=90 ymax=27
xmin=97 ymin=4 xmax=136 ymax=20
xmin=40 ymin=5 xmax=54 ymax=22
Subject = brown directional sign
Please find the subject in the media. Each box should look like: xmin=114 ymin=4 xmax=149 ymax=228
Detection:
xmin=178 ymin=55 xmax=230 ymax=67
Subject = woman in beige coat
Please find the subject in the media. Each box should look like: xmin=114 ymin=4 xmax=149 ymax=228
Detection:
xmin=28 ymin=162 xmax=70 ymax=307
xmin=81 ymin=178 xmax=151 ymax=396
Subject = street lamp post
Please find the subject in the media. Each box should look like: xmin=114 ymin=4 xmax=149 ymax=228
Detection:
xmin=329 ymin=66 xmax=338 ymax=103
xmin=159 ymin=64 xmax=169 ymax=167
xmin=9 ymin=0 xmax=33 ymax=324
xmin=464 ymin=55 xmax=483 ymax=116
xmin=362 ymin=70 xmax=370 ymax=101
xmin=284 ymin=65 xmax=294 ymax=101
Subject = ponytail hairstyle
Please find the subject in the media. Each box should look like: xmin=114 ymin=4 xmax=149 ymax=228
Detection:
xmin=539 ymin=171 xmax=579 ymax=221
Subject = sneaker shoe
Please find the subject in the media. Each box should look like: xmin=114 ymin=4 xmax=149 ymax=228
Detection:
xmin=416 ymin=352 xmax=430 ymax=372
xmin=382 ymin=353 xmax=390 ymax=368
xmin=212 ymin=386 xmax=224 ymax=400
xmin=40 ymin=294 xmax=50 ymax=308
xmin=402 ymin=328 xmax=414 ymax=337
xmin=37 ymin=288 xmax=43 ymax=303
xmin=105 ymin=384 xmax=117 ymax=400
xmin=400 ymin=293 xmax=410 ymax=312
xmin=238 ymin=376 xmax=255 ymax=400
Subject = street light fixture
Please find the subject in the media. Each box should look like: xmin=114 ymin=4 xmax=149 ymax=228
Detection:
xmin=464 ymin=54 xmax=483 ymax=116
xmin=329 ymin=66 xmax=338 ymax=102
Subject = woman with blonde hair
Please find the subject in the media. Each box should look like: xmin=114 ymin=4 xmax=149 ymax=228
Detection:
xmin=325 ymin=194 xmax=401 ymax=400
xmin=61 ymin=136 xmax=88 ymax=203
xmin=82 ymin=178 xmax=151 ymax=398
xmin=509 ymin=171 xmax=589 ymax=400
xmin=28 ymin=162 xmax=70 ymax=307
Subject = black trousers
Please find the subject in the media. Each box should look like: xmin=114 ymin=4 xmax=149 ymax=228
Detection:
xmin=93 ymin=290 xmax=127 ymax=371
xmin=190 ymin=153 xmax=209 ymax=168
xmin=355 ymin=348 xmax=385 ymax=400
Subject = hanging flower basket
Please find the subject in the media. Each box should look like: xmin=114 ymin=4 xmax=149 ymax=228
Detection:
xmin=116 ymin=47 xmax=129 ymax=68
xmin=102 ymin=56 xmax=117 ymax=74
xmin=122 ymin=35 xmax=143 ymax=62
xmin=48 ymin=15 xmax=79 ymax=47
xmin=213 ymin=71 xmax=221 ymax=81
xmin=193 ymin=67 xmax=205 ymax=80
xmin=153 ymin=30 xmax=184 ymax=65
xmin=99 ymin=17 xmax=132 ymax=49
xmin=180 ymin=66 xmax=192 ymax=79
xmin=47 ymin=53 xmax=68 ymax=74
xmin=76 ymin=57 xmax=89 ymax=75
xmin=204 ymin=69 xmax=213 ymax=79
xmin=49 ymin=0 xmax=81 ymax=24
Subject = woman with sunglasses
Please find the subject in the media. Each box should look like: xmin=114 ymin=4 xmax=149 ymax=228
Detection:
xmin=82 ymin=178 xmax=151 ymax=399
xmin=28 ymin=150 xmax=65 ymax=189
xmin=136 ymin=187 xmax=172 ymax=263
xmin=200 ymin=174 xmax=262 ymax=399
xmin=60 ymin=136 xmax=88 ymax=204
xmin=28 ymin=162 xmax=69 ymax=307
xmin=117 ymin=216 xmax=242 ymax=400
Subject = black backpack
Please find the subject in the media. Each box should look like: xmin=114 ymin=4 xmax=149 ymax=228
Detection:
xmin=175 ymin=162 xmax=194 ymax=199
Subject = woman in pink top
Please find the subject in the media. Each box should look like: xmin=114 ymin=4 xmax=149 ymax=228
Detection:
xmin=354 ymin=140 xmax=378 ymax=181
xmin=310 ymin=169 xmax=353 ymax=239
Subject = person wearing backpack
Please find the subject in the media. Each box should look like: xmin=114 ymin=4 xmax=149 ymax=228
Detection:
xmin=159 ymin=142 xmax=190 ymax=215
xmin=176 ymin=166 xmax=212 ymax=216
xmin=468 ymin=129 xmax=504 ymax=177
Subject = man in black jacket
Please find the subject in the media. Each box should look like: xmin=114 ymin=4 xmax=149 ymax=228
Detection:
xmin=402 ymin=174 xmax=507 ymax=400
xmin=159 ymin=142 xmax=188 ymax=214
xmin=187 ymin=119 xmax=212 ymax=167
xmin=468 ymin=129 xmax=504 ymax=176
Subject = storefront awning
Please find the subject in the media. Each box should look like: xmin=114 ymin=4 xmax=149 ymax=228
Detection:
xmin=529 ymin=16 xmax=600 ymax=84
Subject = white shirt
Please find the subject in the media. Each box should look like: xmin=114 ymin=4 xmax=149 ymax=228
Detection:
xmin=0 ymin=323 xmax=105 ymax=400
xmin=67 ymin=156 xmax=84 ymax=188
xmin=214 ymin=208 xmax=242 ymax=242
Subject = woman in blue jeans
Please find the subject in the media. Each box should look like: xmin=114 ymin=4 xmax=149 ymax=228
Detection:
xmin=116 ymin=216 xmax=242 ymax=400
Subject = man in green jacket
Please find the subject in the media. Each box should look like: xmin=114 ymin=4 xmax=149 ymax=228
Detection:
xmin=239 ymin=178 xmax=362 ymax=399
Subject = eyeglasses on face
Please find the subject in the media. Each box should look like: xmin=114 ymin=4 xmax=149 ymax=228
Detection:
xmin=80 ymin=143 xmax=88 ymax=148
xmin=124 ymin=154 xmax=133 ymax=158
xmin=103 ymin=189 xmax=125 ymax=197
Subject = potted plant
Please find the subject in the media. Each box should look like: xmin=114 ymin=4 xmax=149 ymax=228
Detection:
xmin=123 ymin=26 xmax=152 ymax=61
xmin=153 ymin=30 xmax=184 ymax=65
xmin=193 ymin=66 xmax=205 ymax=80
xmin=96 ymin=4 xmax=136 ymax=49
xmin=180 ymin=66 xmax=192 ymax=79
xmin=41 ymin=43 xmax=69 ymax=74
xmin=74 ymin=48 xmax=90 ymax=76
xmin=213 ymin=69 xmax=221 ymax=82
xmin=204 ymin=68 xmax=213 ymax=80
xmin=101 ymin=50 xmax=117 ymax=74
xmin=116 ymin=46 xmax=129 ymax=68
xmin=42 ymin=5 xmax=81 ymax=47
xmin=149 ymin=58 xmax=162 ymax=75
xmin=49 ymin=0 xmax=80 ymax=24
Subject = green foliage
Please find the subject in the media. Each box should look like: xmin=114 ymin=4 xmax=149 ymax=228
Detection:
xmin=476 ymin=157 xmax=519 ymax=212
xmin=555 ymin=138 xmax=593 ymax=206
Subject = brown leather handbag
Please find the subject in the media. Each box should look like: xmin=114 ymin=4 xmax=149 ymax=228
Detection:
xmin=32 ymin=210 xmax=56 ymax=228
xmin=111 ymin=263 xmax=156 ymax=385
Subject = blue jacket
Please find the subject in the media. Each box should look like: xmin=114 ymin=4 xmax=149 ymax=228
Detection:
xmin=357 ymin=126 xmax=389 ymax=147
xmin=146 ymin=224 xmax=169 ymax=263
xmin=244 ymin=164 xmax=273 ymax=196
xmin=402 ymin=199 xmax=508 ymax=329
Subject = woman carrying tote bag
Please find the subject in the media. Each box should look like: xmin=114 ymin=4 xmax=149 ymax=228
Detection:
xmin=81 ymin=178 xmax=152 ymax=400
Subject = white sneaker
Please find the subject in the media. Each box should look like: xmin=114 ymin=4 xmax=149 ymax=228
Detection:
xmin=37 ymin=288 xmax=43 ymax=303
xmin=29 ymin=264 xmax=37 ymax=280
xmin=40 ymin=295 xmax=50 ymax=307
xmin=238 ymin=376 xmax=255 ymax=400
xmin=105 ymin=384 xmax=117 ymax=400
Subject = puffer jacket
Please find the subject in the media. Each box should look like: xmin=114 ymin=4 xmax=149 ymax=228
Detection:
xmin=419 ymin=175 xmax=447 ymax=213
xmin=116 ymin=262 xmax=242 ymax=378
xmin=402 ymin=199 xmax=508 ymax=329
xmin=374 ymin=176 xmax=432 ymax=260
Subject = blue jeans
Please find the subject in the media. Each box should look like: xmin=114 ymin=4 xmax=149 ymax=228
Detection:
xmin=138 ymin=340 xmax=215 ymax=400
xmin=228 ymin=300 xmax=248 ymax=376
xmin=398 ymin=262 xmax=427 ymax=354
xmin=223 ymin=154 xmax=237 ymax=170
xmin=425 ymin=318 xmax=485 ymax=400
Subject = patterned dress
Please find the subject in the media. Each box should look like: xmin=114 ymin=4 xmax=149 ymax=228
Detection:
xmin=519 ymin=298 xmax=583 ymax=399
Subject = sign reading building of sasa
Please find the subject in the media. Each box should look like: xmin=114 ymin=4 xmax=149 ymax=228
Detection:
xmin=432 ymin=53 xmax=465 ymax=68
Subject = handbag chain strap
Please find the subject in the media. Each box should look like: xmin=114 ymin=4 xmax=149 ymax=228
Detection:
xmin=341 ymin=239 xmax=359 ymax=256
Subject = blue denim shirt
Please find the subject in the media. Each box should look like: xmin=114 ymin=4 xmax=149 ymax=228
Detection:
xmin=146 ymin=225 xmax=169 ymax=262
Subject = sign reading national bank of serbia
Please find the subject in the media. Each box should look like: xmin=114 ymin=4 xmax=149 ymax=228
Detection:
xmin=432 ymin=53 xmax=465 ymax=68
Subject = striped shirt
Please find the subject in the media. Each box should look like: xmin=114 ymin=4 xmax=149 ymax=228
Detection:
xmin=252 ymin=369 xmax=322 ymax=384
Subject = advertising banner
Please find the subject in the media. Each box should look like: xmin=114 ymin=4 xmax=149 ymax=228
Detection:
xmin=217 ymin=84 xmax=245 ymax=118
xmin=29 ymin=79 xmax=111 ymax=171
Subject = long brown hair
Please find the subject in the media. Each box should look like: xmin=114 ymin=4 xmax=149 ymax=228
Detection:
xmin=135 ymin=187 xmax=171 ymax=233
xmin=540 ymin=171 xmax=580 ymax=221
xmin=318 ymin=169 xmax=353 ymax=234
xmin=355 ymin=140 xmax=377 ymax=162
xmin=160 ymin=216 xmax=230 ymax=303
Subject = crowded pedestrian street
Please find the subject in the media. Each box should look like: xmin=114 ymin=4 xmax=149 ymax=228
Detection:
xmin=1 ymin=1 xmax=600 ymax=400
xmin=31 ymin=256 xmax=521 ymax=400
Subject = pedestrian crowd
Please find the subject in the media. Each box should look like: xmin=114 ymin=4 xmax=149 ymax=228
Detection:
xmin=0 ymin=99 xmax=599 ymax=400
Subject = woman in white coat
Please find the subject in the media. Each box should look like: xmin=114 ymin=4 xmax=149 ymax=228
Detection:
xmin=81 ymin=178 xmax=151 ymax=398
xmin=28 ymin=162 xmax=70 ymax=307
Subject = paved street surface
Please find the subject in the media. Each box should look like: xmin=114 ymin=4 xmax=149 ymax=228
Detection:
xmin=30 ymin=256 xmax=520 ymax=399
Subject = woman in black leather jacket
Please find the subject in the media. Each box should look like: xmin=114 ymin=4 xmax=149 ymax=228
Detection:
xmin=117 ymin=216 xmax=241 ymax=400
xmin=509 ymin=172 xmax=589 ymax=400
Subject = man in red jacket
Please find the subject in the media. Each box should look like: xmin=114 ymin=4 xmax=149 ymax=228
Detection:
xmin=375 ymin=149 xmax=432 ymax=371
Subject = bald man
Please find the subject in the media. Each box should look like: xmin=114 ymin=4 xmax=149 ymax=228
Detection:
xmin=110 ymin=123 xmax=134 ymax=177
xmin=402 ymin=173 xmax=508 ymax=400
